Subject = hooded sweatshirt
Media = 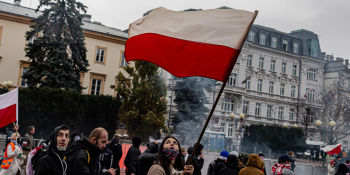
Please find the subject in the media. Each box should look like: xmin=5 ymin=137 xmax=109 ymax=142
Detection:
xmin=34 ymin=125 xmax=71 ymax=175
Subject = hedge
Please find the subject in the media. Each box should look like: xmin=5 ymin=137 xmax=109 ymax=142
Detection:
xmin=0 ymin=87 xmax=120 ymax=140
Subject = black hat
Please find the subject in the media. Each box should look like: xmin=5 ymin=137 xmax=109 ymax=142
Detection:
xmin=278 ymin=154 xmax=292 ymax=163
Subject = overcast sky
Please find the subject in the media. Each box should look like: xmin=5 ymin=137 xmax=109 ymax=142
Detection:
xmin=3 ymin=0 xmax=350 ymax=59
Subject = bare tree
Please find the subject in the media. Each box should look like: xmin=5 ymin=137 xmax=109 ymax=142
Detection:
xmin=318 ymin=80 xmax=350 ymax=145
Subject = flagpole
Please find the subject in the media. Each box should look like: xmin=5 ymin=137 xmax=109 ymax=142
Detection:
xmin=185 ymin=10 xmax=259 ymax=166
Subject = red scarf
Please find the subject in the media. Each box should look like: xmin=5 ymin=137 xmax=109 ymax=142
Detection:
xmin=271 ymin=163 xmax=291 ymax=175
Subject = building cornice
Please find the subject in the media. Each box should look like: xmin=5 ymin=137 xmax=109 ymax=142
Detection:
xmin=0 ymin=11 xmax=127 ymax=45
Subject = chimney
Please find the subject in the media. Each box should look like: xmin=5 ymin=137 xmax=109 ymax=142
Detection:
xmin=82 ymin=14 xmax=91 ymax=22
xmin=14 ymin=0 xmax=21 ymax=6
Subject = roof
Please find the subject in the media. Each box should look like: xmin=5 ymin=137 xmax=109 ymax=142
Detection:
xmin=0 ymin=1 xmax=128 ymax=39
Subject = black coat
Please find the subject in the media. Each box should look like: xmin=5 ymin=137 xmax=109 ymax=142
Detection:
xmin=124 ymin=145 xmax=141 ymax=175
xmin=136 ymin=142 xmax=159 ymax=175
xmin=65 ymin=139 xmax=101 ymax=175
xmin=107 ymin=139 xmax=122 ymax=174
xmin=97 ymin=148 xmax=114 ymax=175
xmin=218 ymin=167 xmax=239 ymax=175
xmin=34 ymin=150 xmax=66 ymax=175
xmin=207 ymin=159 xmax=226 ymax=175
xmin=191 ymin=156 xmax=204 ymax=175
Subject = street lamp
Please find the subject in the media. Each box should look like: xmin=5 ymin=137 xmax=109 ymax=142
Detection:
xmin=230 ymin=113 xmax=235 ymax=119
xmin=239 ymin=113 xmax=245 ymax=119
xmin=329 ymin=121 xmax=336 ymax=127
xmin=315 ymin=120 xmax=322 ymax=127
xmin=282 ymin=123 xmax=288 ymax=128
xmin=293 ymin=123 xmax=298 ymax=128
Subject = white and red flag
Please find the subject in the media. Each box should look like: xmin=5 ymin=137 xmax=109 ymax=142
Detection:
xmin=0 ymin=88 xmax=18 ymax=128
xmin=126 ymin=7 xmax=257 ymax=82
xmin=321 ymin=143 xmax=342 ymax=155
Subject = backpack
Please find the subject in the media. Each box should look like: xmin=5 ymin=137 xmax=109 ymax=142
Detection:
xmin=26 ymin=145 xmax=47 ymax=175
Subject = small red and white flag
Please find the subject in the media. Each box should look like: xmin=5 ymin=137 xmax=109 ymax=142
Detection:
xmin=321 ymin=144 xmax=342 ymax=155
xmin=126 ymin=7 xmax=257 ymax=82
xmin=0 ymin=88 xmax=18 ymax=128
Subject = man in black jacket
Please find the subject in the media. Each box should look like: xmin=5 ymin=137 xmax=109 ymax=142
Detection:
xmin=65 ymin=127 xmax=115 ymax=175
xmin=136 ymin=141 xmax=159 ymax=175
xmin=124 ymin=137 xmax=141 ymax=175
xmin=187 ymin=144 xmax=204 ymax=175
xmin=34 ymin=125 xmax=71 ymax=175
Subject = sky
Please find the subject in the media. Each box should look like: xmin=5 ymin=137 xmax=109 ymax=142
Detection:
xmin=2 ymin=0 xmax=350 ymax=59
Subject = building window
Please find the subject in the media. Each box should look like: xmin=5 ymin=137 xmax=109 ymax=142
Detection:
xmin=257 ymin=79 xmax=263 ymax=92
xmin=228 ymin=73 xmax=237 ymax=86
xmin=0 ymin=26 xmax=3 ymax=46
xmin=222 ymin=98 xmax=234 ymax=112
xmin=280 ymin=83 xmax=285 ymax=96
xmin=293 ymin=42 xmax=299 ymax=54
xmin=95 ymin=46 xmax=107 ymax=63
xmin=18 ymin=61 xmax=29 ymax=87
xmin=291 ymin=85 xmax=296 ymax=98
xmin=228 ymin=123 xmax=234 ymax=137
xmin=220 ymin=122 xmax=225 ymax=133
xmin=267 ymin=105 xmax=273 ymax=118
xmin=292 ymin=65 xmax=297 ymax=76
xmin=243 ymin=101 xmax=249 ymax=114
xmin=248 ymin=31 xmax=255 ymax=42
xmin=282 ymin=40 xmax=289 ymax=52
xmin=259 ymin=34 xmax=266 ymax=46
xmin=278 ymin=107 xmax=284 ymax=120
xmin=271 ymin=36 xmax=277 ymax=48
xmin=269 ymin=81 xmax=274 ymax=94
xmin=120 ymin=51 xmax=128 ymax=67
xmin=306 ymin=88 xmax=315 ymax=101
xmin=307 ymin=68 xmax=317 ymax=80
xmin=270 ymin=60 xmax=276 ymax=72
xmin=89 ymin=73 xmax=106 ymax=95
xmin=281 ymin=62 xmax=287 ymax=74
xmin=289 ymin=108 xmax=295 ymax=121
xmin=255 ymin=103 xmax=261 ymax=116
xmin=245 ymin=77 xmax=250 ymax=89
xmin=246 ymin=55 xmax=252 ymax=67
xmin=259 ymin=57 xmax=264 ymax=69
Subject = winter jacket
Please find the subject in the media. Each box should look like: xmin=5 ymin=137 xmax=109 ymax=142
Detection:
xmin=190 ymin=155 xmax=204 ymax=175
xmin=0 ymin=140 xmax=22 ymax=175
xmin=238 ymin=154 xmax=265 ymax=175
xmin=218 ymin=155 xmax=239 ymax=175
xmin=34 ymin=150 xmax=67 ymax=175
xmin=65 ymin=139 xmax=101 ymax=175
xmin=271 ymin=163 xmax=295 ymax=175
xmin=207 ymin=158 xmax=226 ymax=175
xmin=34 ymin=125 xmax=71 ymax=175
xmin=107 ymin=138 xmax=122 ymax=174
xmin=124 ymin=145 xmax=141 ymax=175
xmin=147 ymin=164 xmax=183 ymax=175
xmin=23 ymin=132 xmax=35 ymax=151
xmin=136 ymin=142 xmax=159 ymax=175
xmin=96 ymin=148 xmax=113 ymax=175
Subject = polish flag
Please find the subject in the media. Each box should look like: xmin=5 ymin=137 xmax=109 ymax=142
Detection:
xmin=0 ymin=88 xmax=18 ymax=128
xmin=126 ymin=7 xmax=258 ymax=82
xmin=321 ymin=144 xmax=342 ymax=155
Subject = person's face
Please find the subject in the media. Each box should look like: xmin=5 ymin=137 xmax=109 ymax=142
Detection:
xmin=96 ymin=131 xmax=108 ymax=150
xmin=163 ymin=138 xmax=179 ymax=151
xmin=57 ymin=129 xmax=70 ymax=149
xmin=182 ymin=149 xmax=187 ymax=156
xmin=30 ymin=128 xmax=35 ymax=135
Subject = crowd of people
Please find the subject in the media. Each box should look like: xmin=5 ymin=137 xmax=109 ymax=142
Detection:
xmin=0 ymin=124 xmax=349 ymax=175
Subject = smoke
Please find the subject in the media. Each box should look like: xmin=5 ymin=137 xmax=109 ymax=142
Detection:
xmin=171 ymin=77 xmax=214 ymax=147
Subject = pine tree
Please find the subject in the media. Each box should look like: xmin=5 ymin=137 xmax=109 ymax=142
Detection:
xmin=117 ymin=61 xmax=167 ymax=141
xmin=24 ymin=0 xmax=89 ymax=92
xmin=172 ymin=77 xmax=211 ymax=145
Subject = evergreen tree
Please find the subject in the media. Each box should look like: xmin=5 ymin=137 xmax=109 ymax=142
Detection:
xmin=24 ymin=0 xmax=89 ymax=92
xmin=172 ymin=77 xmax=211 ymax=145
xmin=117 ymin=61 xmax=167 ymax=141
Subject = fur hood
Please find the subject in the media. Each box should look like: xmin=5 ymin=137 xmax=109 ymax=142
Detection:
xmin=247 ymin=154 xmax=264 ymax=169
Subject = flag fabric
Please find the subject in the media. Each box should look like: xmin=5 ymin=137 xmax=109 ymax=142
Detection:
xmin=303 ymin=88 xmax=314 ymax=98
xmin=125 ymin=7 xmax=257 ymax=82
xmin=321 ymin=144 xmax=341 ymax=155
xmin=0 ymin=88 xmax=18 ymax=128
